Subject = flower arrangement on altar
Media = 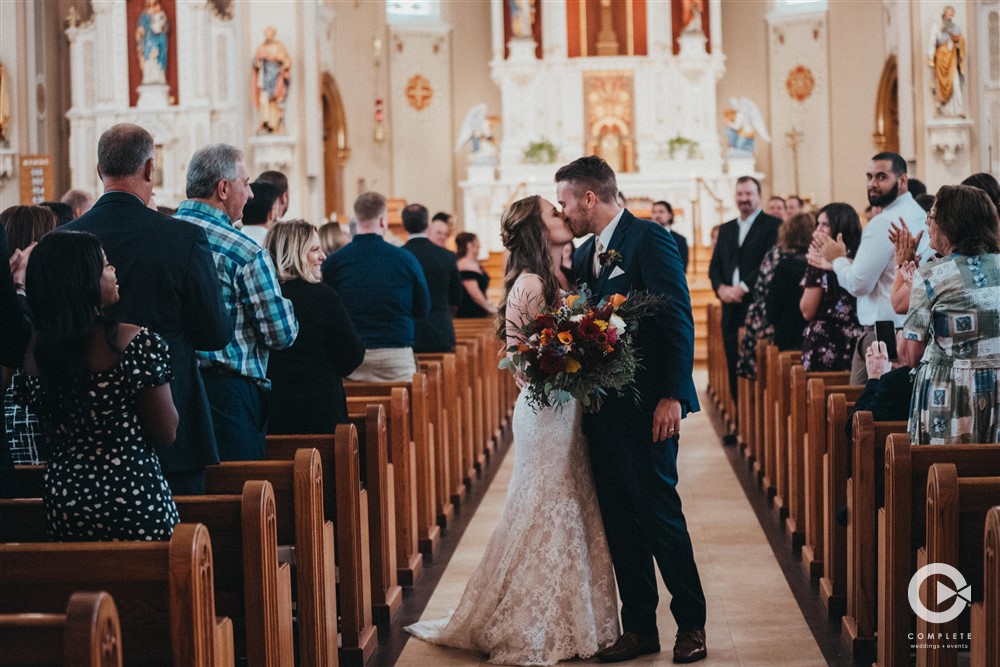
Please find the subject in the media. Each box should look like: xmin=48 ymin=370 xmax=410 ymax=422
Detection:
xmin=500 ymin=285 xmax=663 ymax=413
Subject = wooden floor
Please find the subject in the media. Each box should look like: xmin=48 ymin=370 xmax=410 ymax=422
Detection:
xmin=393 ymin=370 xmax=830 ymax=666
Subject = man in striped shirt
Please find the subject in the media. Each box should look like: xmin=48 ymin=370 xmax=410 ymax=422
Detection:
xmin=175 ymin=144 xmax=298 ymax=461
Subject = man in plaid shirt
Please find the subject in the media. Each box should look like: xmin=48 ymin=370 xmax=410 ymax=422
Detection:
xmin=175 ymin=144 xmax=298 ymax=461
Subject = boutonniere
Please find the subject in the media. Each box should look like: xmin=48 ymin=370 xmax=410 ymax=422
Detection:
xmin=598 ymin=249 xmax=623 ymax=268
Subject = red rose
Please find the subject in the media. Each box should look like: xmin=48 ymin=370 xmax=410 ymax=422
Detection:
xmin=578 ymin=318 xmax=601 ymax=340
xmin=534 ymin=313 xmax=556 ymax=331
xmin=538 ymin=350 xmax=564 ymax=374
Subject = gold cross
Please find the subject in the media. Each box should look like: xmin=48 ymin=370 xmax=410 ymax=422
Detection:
xmin=405 ymin=75 xmax=433 ymax=111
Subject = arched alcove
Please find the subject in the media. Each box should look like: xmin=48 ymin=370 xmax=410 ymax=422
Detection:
xmin=873 ymin=55 xmax=899 ymax=153
xmin=321 ymin=73 xmax=349 ymax=220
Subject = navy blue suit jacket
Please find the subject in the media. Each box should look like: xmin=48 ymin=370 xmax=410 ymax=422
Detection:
xmin=64 ymin=192 xmax=231 ymax=471
xmin=572 ymin=210 xmax=700 ymax=419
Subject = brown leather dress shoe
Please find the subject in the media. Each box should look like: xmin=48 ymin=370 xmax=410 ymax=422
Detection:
xmin=672 ymin=628 xmax=707 ymax=663
xmin=595 ymin=631 xmax=661 ymax=663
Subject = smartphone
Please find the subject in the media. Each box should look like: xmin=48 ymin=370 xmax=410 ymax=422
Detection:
xmin=874 ymin=320 xmax=898 ymax=361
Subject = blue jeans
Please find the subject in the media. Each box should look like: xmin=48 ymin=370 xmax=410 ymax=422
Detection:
xmin=201 ymin=369 xmax=268 ymax=461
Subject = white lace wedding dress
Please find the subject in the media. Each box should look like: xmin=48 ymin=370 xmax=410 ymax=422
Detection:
xmin=407 ymin=273 xmax=620 ymax=665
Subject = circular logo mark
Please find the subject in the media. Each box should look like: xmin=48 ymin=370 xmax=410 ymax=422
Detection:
xmin=908 ymin=563 xmax=971 ymax=624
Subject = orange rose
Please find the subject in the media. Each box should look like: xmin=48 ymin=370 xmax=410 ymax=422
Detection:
xmin=557 ymin=331 xmax=573 ymax=345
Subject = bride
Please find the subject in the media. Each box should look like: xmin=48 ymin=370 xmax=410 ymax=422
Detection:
xmin=406 ymin=195 xmax=620 ymax=665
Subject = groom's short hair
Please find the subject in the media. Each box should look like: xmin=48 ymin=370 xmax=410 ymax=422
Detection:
xmin=555 ymin=156 xmax=619 ymax=204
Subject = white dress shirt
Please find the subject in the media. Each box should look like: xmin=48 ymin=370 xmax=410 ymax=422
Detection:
xmin=733 ymin=208 xmax=761 ymax=291
xmin=593 ymin=208 xmax=625 ymax=277
xmin=831 ymin=191 xmax=932 ymax=327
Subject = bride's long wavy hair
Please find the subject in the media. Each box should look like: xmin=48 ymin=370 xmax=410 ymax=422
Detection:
xmin=495 ymin=195 xmax=560 ymax=343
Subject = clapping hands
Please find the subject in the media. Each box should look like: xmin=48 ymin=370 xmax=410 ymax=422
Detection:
xmin=864 ymin=340 xmax=892 ymax=381
xmin=806 ymin=230 xmax=846 ymax=271
xmin=888 ymin=217 xmax=923 ymax=268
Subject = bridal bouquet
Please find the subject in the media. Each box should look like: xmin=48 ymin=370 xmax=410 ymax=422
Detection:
xmin=500 ymin=285 xmax=662 ymax=413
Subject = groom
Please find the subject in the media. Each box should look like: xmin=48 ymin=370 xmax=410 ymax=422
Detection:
xmin=556 ymin=157 xmax=707 ymax=664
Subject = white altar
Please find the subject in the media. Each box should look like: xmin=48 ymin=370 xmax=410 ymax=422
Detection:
xmin=461 ymin=0 xmax=756 ymax=255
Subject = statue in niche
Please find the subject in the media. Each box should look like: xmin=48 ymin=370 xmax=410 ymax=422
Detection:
xmin=723 ymin=97 xmax=770 ymax=157
xmin=681 ymin=0 xmax=704 ymax=34
xmin=597 ymin=130 xmax=625 ymax=173
xmin=455 ymin=104 xmax=499 ymax=166
xmin=926 ymin=5 xmax=966 ymax=118
xmin=253 ymin=27 xmax=292 ymax=134
xmin=135 ymin=0 xmax=169 ymax=85
xmin=509 ymin=0 xmax=536 ymax=39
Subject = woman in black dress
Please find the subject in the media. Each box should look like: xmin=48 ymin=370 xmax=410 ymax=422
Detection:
xmin=455 ymin=232 xmax=497 ymax=318
xmin=12 ymin=231 xmax=179 ymax=541
xmin=265 ymin=220 xmax=365 ymax=434
xmin=766 ymin=213 xmax=815 ymax=351
xmin=798 ymin=203 xmax=863 ymax=371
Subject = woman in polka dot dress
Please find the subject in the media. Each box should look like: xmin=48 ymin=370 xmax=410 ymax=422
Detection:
xmin=12 ymin=231 xmax=180 ymax=541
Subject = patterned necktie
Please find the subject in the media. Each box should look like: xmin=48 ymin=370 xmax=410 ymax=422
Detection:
xmin=593 ymin=238 xmax=603 ymax=279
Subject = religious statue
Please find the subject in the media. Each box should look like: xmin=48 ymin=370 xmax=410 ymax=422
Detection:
xmin=253 ymin=27 xmax=292 ymax=134
xmin=135 ymin=0 xmax=169 ymax=85
xmin=0 ymin=63 xmax=9 ymax=144
xmin=509 ymin=0 xmax=536 ymax=39
xmin=455 ymin=104 xmax=499 ymax=166
xmin=927 ymin=5 xmax=966 ymax=118
xmin=681 ymin=0 xmax=704 ymax=35
xmin=723 ymin=97 xmax=770 ymax=157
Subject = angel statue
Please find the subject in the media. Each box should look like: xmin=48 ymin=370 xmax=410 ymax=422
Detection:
xmin=455 ymin=104 xmax=498 ymax=166
xmin=723 ymin=97 xmax=770 ymax=157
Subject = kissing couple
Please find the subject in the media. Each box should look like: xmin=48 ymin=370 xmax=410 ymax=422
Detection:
xmin=407 ymin=156 xmax=707 ymax=664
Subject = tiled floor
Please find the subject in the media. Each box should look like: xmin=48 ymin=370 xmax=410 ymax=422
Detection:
xmin=396 ymin=371 xmax=826 ymax=666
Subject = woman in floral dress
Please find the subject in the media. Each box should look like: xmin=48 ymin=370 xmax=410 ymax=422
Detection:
xmin=798 ymin=203 xmax=863 ymax=371
xmin=899 ymin=185 xmax=1000 ymax=444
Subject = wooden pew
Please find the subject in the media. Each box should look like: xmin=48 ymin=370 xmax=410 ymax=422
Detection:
xmin=204 ymin=449 xmax=343 ymax=667
xmin=877 ymin=437 xmax=1000 ymax=667
xmin=0 ymin=484 xmax=294 ymax=667
xmin=749 ymin=342 xmax=772 ymax=484
xmin=918 ymin=464 xmax=1000 ymax=667
xmin=345 ymin=374 xmax=441 ymax=561
xmin=417 ymin=353 xmax=466 ymax=510
xmin=819 ymin=390 xmax=859 ymax=619
xmin=345 ymin=391 xmax=422 ymax=585
xmin=971 ymin=506 xmax=1000 ymax=667
xmin=345 ymin=407 xmax=404 ymax=626
xmin=263 ymin=429 xmax=377 ymax=666
xmin=842 ymin=414 xmax=907 ymax=662
xmin=414 ymin=358 xmax=456 ymax=527
xmin=453 ymin=321 xmax=503 ymax=451
xmin=453 ymin=337 xmax=488 ymax=472
xmin=0 ymin=523 xmax=233 ymax=667
xmin=0 ymin=591 xmax=122 ymax=667
xmin=765 ymin=351 xmax=800 ymax=509
xmin=798 ymin=374 xmax=854 ymax=576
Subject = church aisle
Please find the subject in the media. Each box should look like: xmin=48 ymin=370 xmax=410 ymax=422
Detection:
xmin=395 ymin=371 xmax=826 ymax=666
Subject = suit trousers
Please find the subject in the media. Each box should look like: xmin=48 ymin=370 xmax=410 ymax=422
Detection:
xmin=201 ymin=369 xmax=268 ymax=461
xmin=585 ymin=414 xmax=707 ymax=635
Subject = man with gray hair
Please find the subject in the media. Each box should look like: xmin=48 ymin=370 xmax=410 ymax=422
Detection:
xmin=64 ymin=123 xmax=231 ymax=495
xmin=60 ymin=188 xmax=95 ymax=220
xmin=322 ymin=191 xmax=429 ymax=381
xmin=174 ymin=143 xmax=298 ymax=461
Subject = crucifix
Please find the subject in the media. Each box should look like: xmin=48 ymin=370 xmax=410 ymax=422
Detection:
xmin=786 ymin=127 xmax=804 ymax=194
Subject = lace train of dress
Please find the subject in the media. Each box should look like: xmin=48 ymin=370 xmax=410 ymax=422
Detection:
xmin=406 ymin=391 xmax=620 ymax=665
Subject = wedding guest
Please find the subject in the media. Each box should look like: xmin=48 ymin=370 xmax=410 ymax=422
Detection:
xmin=915 ymin=194 xmax=935 ymax=213
xmin=766 ymin=196 xmax=787 ymax=220
xmin=735 ymin=213 xmax=809 ymax=378
xmin=908 ymin=177 xmax=928 ymax=198
xmin=40 ymin=202 xmax=74 ymax=227
xmin=651 ymin=201 xmax=688 ymax=271
xmin=429 ymin=211 xmax=453 ymax=248
xmin=962 ymin=172 xmax=1000 ymax=210
xmin=255 ymin=169 xmax=289 ymax=218
xmin=264 ymin=220 xmax=365 ymax=433
xmin=766 ymin=213 xmax=814 ymax=351
xmin=322 ymin=192 xmax=429 ymax=382
xmin=240 ymin=181 xmax=281 ymax=246
xmin=65 ymin=123 xmax=231 ymax=494
xmin=799 ymin=203 xmax=863 ymax=371
xmin=846 ymin=340 xmax=913 ymax=442
xmin=2 ymin=205 xmax=55 ymax=252
xmin=786 ymin=196 xmax=805 ymax=217
xmin=900 ymin=185 xmax=1000 ymax=444
xmin=455 ymin=232 xmax=497 ymax=317
xmin=0 ymin=233 xmax=31 ymax=497
xmin=12 ymin=231 xmax=180 ymax=540
xmin=403 ymin=202 xmax=462 ymax=353
xmin=175 ymin=143 xmax=298 ymax=461
xmin=318 ymin=221 xmax=348 ymax=255
xmin=60 ymin=189 xmax=95 ymax=220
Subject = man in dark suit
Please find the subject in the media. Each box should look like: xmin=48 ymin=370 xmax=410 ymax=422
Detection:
xmin=402 ymin=203 xmax=463 ymax=353
xmin=65 ymin=123 xmax=231 ymax=494
xmin=559 ymin=156 xmax=707 ymax=664
xmin=708 ymin=176 xmax=781 ymax=418
xmin=651 ymin=200 xmax=689 ymax=272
